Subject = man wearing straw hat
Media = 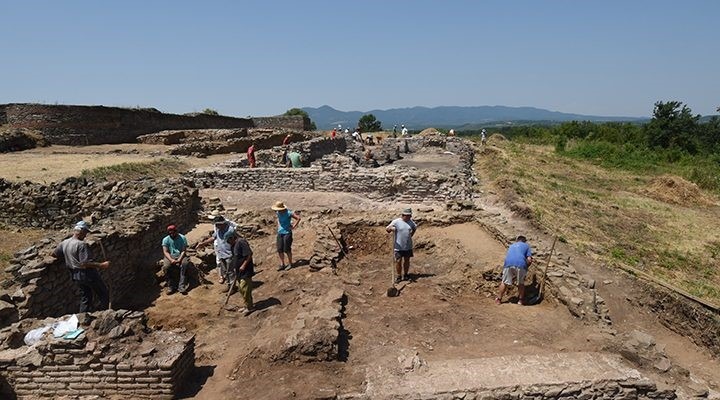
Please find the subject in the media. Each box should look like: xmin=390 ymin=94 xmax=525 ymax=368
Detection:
xmin=271 ymin=201 xmax=301 ymax=271
xmin=386 ymin=208 xmax=417 ymax=283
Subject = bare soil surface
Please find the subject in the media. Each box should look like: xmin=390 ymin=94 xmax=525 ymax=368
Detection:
xmin=2 ymin=143 xmax=719 ymax=398
xmin=0 ymin=144 xmax=233 ymax=183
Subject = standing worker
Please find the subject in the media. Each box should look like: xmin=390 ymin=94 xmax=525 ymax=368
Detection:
xmin=162 ymin=224 xmax=190 ymax=295
xmin=225 ymin=229 xmax=255 ymax=316
xmin=331 ymin=128 xmax=337 ymax=140
xmin=271 ymin=201 xmax=301 ymax=271
xmin=496 ymin=235 xmax=533 ymax=305
xmin=196 ymin=214 xmax=237 ymax=286
xmin=386 ymin=208 xmax=417 ymax=283
xmin=401 ymin=125 xmax=409 ymax=137
xmin=52 ymin=221 xmax=110 ymax=313
xmin=247 ymin=143 xmax=256 ymax=168
xmin=481 ymin=129 xmax=487 ymax=145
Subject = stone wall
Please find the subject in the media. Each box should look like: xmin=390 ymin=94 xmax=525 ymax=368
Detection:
xmin=0 ymin=103 xmax=254 ymax=146
xmin=0 ymin=310 xmax=194 ymax=399
xmin=0 ymin=178 xmax=200 ymax=325
xmin=252 ymin=116 xmax=308 ymax=131
xmin=192 ymin=165 xmax=471 ymax=203
xmin=193 ymin=135 xmax=475 ymax=203
xmin=222 ymin=135 xmax=348 ymax=168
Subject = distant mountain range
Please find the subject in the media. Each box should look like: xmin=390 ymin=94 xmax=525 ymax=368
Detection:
xmin=302 ymin=105 xmax=647 ymax=130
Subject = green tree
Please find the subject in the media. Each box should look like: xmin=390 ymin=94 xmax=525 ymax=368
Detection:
xmin=644 ymin=101 xmax=700 ymax=154
xmin=358 ymin=114 xmax=382 ymax=133
xmin=284 ymin=108 xmax=317 ymax=130
xmin=201 ymin=108 xmax=219 ymax=116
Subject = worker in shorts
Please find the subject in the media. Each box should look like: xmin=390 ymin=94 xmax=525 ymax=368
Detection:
xmin=496 ymin=235 xmax=533 ymax=305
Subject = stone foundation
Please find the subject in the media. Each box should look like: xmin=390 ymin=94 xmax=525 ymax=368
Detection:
xmin=192 ymin=135 xmax=476 ymax=203
xmin=349 ymin=353 xmax=675 ymax=400
xmin=0 ymin=310 xmax=194 ymax=399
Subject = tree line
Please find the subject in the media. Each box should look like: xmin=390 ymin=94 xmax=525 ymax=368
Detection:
xmin=463 ymin=101 xmax=720 ymax=192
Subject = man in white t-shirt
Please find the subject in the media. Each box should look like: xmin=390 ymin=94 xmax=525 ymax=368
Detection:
xmin=401 ymin=125 xmax=409 ymax=137
xmin=197 ymin=214 xmax=237 ymax=288
xmin=386 ymin=208 xmax=417 ymax=283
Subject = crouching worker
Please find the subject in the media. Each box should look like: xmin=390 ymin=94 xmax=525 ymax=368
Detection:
xmin=162 ymin=224 xmax=190 ymax=295
xmin=225 ymin=229 xmax=255 ymax=316
xmin=52 ymin=221 xmax=110 ymax=313
xmin=496 ymin=235 xmax=533 ymax=305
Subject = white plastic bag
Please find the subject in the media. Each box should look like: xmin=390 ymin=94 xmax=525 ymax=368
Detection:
xmin=23 ymin=326 xmax=51 ymax=346
xmin=53 ymin=314 xmax=79 ymax=338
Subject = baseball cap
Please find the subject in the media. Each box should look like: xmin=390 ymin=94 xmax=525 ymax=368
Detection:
xmin=167 ymin=225 xmax=177 ymax=232
xmin=401 ymin=208 xmax=413 ymax=216
xmin=74 ymin=221 xmax=90 ymax=231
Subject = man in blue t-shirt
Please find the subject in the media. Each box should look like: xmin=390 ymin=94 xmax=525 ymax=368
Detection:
xmin=496 ymin=235 xmax=533 ymax=305
xmin=271 ymin=201 xmax=301 ymax=271
xmin=162 ymin=224 xmax=190 ymax=295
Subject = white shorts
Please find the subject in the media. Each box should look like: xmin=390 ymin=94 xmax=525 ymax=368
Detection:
xmin=501 ymin=267 xmax=527 ymax=286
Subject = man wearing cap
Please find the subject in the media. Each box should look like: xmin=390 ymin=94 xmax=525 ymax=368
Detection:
xmin=272 ymin=201 xmax=301 ymax=271
xmin=162 ymin=225 xmax=190 ymax=295
xmin=196 ymin=213 xmax=237 ymax=287
xmin=225 ymin=229 xmax=255 ymax=315
xmin=52 ymin=221 xmax=110 ymax=313
xmin=496 ymin=235 xmax=533 ymax=305
xmin=386 ymin=208 xmax=417 ymax=283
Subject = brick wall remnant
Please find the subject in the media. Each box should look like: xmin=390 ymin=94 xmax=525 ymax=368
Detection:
xmin=0 ymin=310 xmax=194 ymax=399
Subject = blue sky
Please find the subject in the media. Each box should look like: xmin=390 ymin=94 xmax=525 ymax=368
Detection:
xmin=1 ymin=1 xmax=718 ymax=118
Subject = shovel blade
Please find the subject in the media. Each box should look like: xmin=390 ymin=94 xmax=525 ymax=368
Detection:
xmin=386 ymin=287 xmax=399 ymax=297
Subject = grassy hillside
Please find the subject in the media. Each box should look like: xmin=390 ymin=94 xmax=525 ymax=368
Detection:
xmin=475 ymin=138 xmax=720 ymax=304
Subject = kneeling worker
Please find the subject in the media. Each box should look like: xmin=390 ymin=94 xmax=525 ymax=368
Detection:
xmin=225 ymin=229 xmax=255 ymax=316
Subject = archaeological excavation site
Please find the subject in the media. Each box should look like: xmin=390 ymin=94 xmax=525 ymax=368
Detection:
xmin=0 ymin=103 xmax=718 ymax=399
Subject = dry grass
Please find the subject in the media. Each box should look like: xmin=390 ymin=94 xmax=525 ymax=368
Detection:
xmin=475 ymin=140 xmax=720 ymax=303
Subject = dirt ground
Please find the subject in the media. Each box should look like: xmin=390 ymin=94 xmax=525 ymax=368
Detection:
xmin=0 ymin=144 xmax=233 ymax=183
xmin=1 ymin=143 xmax=719 ymax=398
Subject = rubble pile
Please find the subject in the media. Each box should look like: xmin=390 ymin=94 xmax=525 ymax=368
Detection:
xmin=0 ymin=310 xmax=194 ymax=399
xmin=0 ymin=177 xmax=198 ymax=230
xmin=254 ymin=289 xmax=346 ymax=363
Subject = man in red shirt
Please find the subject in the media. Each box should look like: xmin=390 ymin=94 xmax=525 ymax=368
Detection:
xmin=247 ymin=143 xmax=256 ymax=168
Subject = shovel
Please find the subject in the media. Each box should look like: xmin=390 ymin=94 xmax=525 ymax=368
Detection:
xmin=386 ymin=233 xmax=399 ymax=297
xmin=218 ymin=275 xmax=238 ymax=315
xmin=527 ymin=237 xmax=557 ymax=305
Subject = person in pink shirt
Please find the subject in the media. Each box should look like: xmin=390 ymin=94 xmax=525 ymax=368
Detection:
xmin=247 ymin=143 xmax=256 ymax=168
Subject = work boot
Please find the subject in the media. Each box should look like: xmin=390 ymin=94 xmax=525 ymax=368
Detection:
xmin=277 ymin=264 xmax=286 ymax=271
xmin=394 ymin=276 xmax=401 ymax=284
xmin=243 ymin=306 xmax=255 ymax=317
xmin=179 ymin=286 xmax=189 ymax=295
xmin=166 ymin=287 xmax=177 ymax=295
